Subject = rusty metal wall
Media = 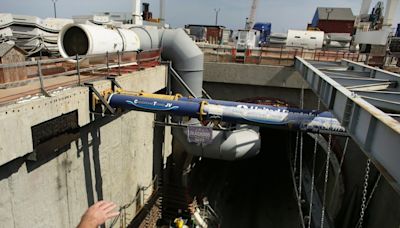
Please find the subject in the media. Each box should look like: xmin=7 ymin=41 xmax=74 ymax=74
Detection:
xmin=317 ymin=20 xmax=354 ymax=34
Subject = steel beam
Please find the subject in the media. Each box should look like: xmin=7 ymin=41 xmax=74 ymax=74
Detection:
xmin=322 ymin=70 xmax=372 ymax=78
xmin=342 ymin=59 xmax=400 ymax=91
xmin=327 ymin=76 xmax=395 ymax=88
xmin=295 ymin=57 xmax=400 ymax=193
xmin=355 ymin=91 xmax=400 ymax=112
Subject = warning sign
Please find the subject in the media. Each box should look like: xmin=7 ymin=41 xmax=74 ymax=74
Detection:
xmin=187 ymin=125 xmax=213 ymax=144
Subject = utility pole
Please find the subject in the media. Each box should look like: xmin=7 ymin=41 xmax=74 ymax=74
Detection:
xmin=52 ymin=0 xmax=58 ymax=18
xmin=214 ymin=8 xmax=220 ymax=25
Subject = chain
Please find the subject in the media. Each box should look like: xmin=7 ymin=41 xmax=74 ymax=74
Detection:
xmin=308 ymin=133 xmax=319 ymax=228
xmin=358 ymin=159 xmax=371 ymax=228
xmin=321 ymin=134 xmax=332 ymax=228
xmin=355 ymin=173 xmax=381 ymax=228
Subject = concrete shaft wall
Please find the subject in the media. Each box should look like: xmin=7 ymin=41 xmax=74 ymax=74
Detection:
xmin=0 ymin=66 xmax=169 ymax=227
xmin=203 ymin=62 xmax=319 ymax=109
xmin=204 ymin=62 xmax=309 ymax=89
xmin=204 ymin=62 xmax=400 ymax=228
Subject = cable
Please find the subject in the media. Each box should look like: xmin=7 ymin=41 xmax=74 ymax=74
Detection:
xmin=307 ymin=133 xmax=319 ymax=228
xmin=329 ymin=137 xmax=349 ymax=208
xmin=109 ymin=176 xmax=158 ymax=228
xmin=299 ymin=132 xmax=304 ymax=200
xmin=307 ymin=98 xmax=321 ymax=228
xmin=321 ymin=134 xmax=332 ymax=228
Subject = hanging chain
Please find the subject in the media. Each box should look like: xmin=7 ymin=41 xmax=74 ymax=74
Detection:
xmin=321 ymin=134 xmax=332 ymax=228
xmin=358 ymin=159 xmax=371 ymax=228
xmin=355 ymin=173 xmax=381 ymax=228
xmin=307 ymin=133 xmax=319 ymax=228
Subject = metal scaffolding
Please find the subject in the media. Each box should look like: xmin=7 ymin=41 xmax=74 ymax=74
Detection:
xmin=295 ymin=57 xmax=400 ymax=192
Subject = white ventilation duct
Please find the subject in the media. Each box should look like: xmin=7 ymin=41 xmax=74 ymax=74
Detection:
xmin=58 ymin=24 xmax=140 ymax=58
xmin=132 ymin=0 xmax=143 ymax=25
xmin=160 ymin=0 xmax=165 ymax=25
xmin=173 ymin=121 xmax=260 ymax=160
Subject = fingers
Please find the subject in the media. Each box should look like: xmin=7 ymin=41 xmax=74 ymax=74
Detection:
xmin=103 ymin=203 xmax=117 ymax=213
xmin=94 ymin=200 xmax=107 ymax=208
xmin=98 ymin=201 xmax=114 ymax=210
xmin=94 ymin=200 xmax=119 ymax=215
xmin=97 ymin=201 xmax=119 ymax=215
xmin=106 ymin=211 xmax=120 ymax=219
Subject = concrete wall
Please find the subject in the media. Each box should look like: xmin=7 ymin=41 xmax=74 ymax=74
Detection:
xmin=0 ymin=66 xmax=170 ymax=227
xmin=204 ymin=62 xmax=309 ymax=89
xmin=204 ymin=62 xmax=319 ymax=109
xmin=203 ymin=82 xmax=319 ymax=110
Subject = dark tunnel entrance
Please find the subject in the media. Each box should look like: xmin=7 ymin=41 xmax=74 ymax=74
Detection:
xmin=187 ymin=128 xmax=302 ymax=228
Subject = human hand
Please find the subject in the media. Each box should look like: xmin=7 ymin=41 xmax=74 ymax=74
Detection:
xmin=78 ymin=201 xmax=120 ymax=228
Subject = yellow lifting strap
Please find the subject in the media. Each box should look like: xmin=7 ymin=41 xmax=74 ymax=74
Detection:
xmin=117 ymin=89 xmax=182 ymax=101
xmin=198 ymin=100 xmax=208 ymax=121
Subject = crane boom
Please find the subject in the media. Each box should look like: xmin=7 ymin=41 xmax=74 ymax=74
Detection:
xmin=245 ymin=0 xmax=259 ymax=30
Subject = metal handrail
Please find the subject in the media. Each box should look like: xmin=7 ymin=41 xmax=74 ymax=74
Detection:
xmin=0 ymin=48 xmax=161 ymax=69
xmin=0 ymin=49 xmax=161 ymax=95
xmin=199 ymin=45 xmax=365 ymax=66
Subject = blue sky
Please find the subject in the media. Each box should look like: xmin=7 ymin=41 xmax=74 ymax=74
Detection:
xmin=1 ymin=0 xmax=399 ymax=32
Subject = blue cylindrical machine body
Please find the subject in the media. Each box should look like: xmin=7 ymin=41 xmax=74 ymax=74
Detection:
xmin=179 ymin=97 xmax=319 ymax=116
xmin=108 ymin=94 xmax=201 ymax=118
xmin=109 ymin=94 xmax=345 ymax=132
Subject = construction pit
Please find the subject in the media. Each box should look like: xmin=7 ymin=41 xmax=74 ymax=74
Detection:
xmin=0 ymin=22 xmax=400 ymax=228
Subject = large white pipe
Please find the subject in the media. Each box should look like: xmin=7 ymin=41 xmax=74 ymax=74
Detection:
xmin=160 ymin=0 xmax=165 ymax=25
xmin=58 ymin=24 xmax=140 ymax=58
xmin=160 ymin=29 xmax=204 ymax=97
xmin=132 ymin=0 xmax=143 ymax=25
xmin=383 ymin=0 xmax=400 ymax=28
xmin=173 ymin=122 xmax=260 ymax=160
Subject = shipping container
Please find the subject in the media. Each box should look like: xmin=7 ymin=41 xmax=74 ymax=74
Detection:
xmin=286 ymin=30 xmax=324 ymax=49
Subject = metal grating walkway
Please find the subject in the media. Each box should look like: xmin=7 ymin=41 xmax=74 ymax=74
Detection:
xmin=295 ymin=57 xmax=400 ymax=192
